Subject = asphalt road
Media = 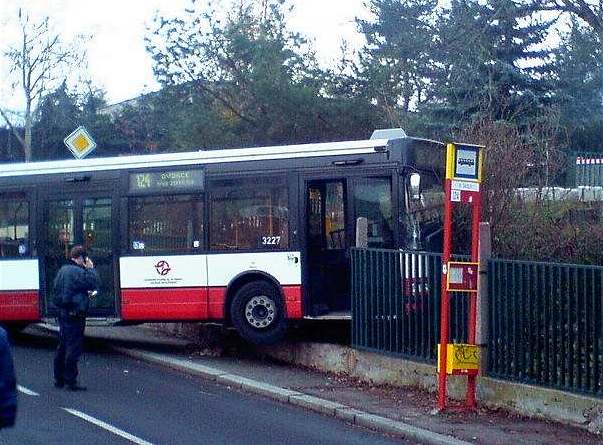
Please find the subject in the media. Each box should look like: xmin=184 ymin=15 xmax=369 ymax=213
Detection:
xmin=1 ymin=330 xmax=409 ymax=445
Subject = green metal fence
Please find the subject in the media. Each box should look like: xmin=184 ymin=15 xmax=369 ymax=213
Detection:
xmin=351 ymin=248 xmax=468 ymax=363
xmin=488 ymin=258 xmax=603 ymax=397
xmin=351 ymin=248 xmax=603 ymax=398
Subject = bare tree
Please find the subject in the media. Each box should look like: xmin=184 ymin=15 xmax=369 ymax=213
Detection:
xmin=0 ymin=9 xmax=82 ymax=161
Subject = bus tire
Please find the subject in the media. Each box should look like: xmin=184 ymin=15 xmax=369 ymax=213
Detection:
xmin=230 ymin=281 xmax=287 ymax=345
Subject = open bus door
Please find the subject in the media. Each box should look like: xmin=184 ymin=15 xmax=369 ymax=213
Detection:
xmin=304 ymin=173 xmax=396 ymax=316
xmin=305 ymin=179 xmax=350 ymax=315
xmin=40 ymin=191 xmax=119 ymax=319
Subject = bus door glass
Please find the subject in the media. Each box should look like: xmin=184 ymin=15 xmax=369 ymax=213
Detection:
xmin=83 ymin=198 xmax=114 ymax=315
xmin=306 ymin=179 xmax=349 ymax=314
xmin=402 ymin=170 xmax=444 ymax=252
xmin=351 ymin=176 xmax=394 ymax=249
xmin=44 ymin=195 xmax=117 ymax=318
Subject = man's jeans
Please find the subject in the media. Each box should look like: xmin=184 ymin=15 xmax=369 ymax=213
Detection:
xmin=53 ymin=313 xmax=86 ymax=385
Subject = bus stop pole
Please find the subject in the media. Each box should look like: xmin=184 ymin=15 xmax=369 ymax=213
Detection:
xmin=437 ymin=145 xmax=455 ymax=410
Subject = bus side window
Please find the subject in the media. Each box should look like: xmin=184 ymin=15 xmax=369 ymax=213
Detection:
xmin=209 ymin=176 xmax=289 ymax=251
xmin=128 ymin=194 xmax=204 ymax=253
xmin=0 ymin=193 xmax=30 ymax=258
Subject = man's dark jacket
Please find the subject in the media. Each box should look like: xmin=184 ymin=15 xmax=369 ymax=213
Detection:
xmin=0 ymin=327 xmax=16 ymax=428
xmin=53 ymin=261 xmax=100 ymax=315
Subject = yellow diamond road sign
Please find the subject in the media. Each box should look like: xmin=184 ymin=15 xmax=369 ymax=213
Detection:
xmin=64 ymin=126 xmax=96 ymax=159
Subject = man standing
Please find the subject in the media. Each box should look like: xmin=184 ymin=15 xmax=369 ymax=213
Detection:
xmin=53 ymin=245 xmax=99 ymax=391
xmin=0 ymin=327 xmax=17 ymax=429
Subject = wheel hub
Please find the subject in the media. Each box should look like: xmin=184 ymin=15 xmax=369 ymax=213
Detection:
xmin=245 ymin=295 xmax=277 ymax=329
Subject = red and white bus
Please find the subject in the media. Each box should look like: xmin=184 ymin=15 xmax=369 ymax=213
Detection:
xmin=0 ymin=129 xmax=444 ymax=344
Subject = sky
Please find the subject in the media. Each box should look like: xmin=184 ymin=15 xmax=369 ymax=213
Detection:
xmin=0 ymin=0 xmax=368 ymax=111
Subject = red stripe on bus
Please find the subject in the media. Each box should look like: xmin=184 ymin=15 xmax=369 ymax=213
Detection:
xmin=208 ymin=287 xmax=226 ymax=319
xmin=283 ymin=285 xmax=303 ymax=319
xmin=121 ymin=285 xmax=303 ymax=321
xmin=121 ymin=288 xmax=208 ymax=320
xmin=0 ymin=291 xmax=40 ymax=321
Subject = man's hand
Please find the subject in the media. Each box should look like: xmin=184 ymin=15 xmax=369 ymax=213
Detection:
xmin=84 ymin=257 xmax=94 ymax=269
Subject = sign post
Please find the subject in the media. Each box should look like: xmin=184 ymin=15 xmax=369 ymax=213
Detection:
xmin=437 ymin=142 xmax=484 ymax=411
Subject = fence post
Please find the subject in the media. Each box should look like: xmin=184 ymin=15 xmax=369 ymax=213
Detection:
xmin=476 ymin=222 xmax=491 ymax=375
xmin=355 ymin=217 xmax=368 ymax=248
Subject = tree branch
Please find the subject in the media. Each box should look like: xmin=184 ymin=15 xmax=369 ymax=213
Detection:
xmin=0 ymin=107 xmax=26 ymax=149
xmin=527 ymin=0 xmax=603 ymax=37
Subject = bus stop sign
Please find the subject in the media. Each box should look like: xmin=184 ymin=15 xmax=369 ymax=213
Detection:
xmin=64 ymin=126 xmax=97 ymax=159
xmin=452 ymin=144 xmax=482 ymax=181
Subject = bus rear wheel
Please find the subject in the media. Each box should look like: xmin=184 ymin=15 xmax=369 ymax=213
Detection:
xmin=230 ymin=281 xmax=287 ymax=345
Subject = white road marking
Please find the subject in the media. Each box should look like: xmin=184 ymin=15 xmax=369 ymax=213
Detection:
xmin=17 ymin=385 xmax=39 ymax=396
xmin=62 ymin=408 xmax=155 ymax=445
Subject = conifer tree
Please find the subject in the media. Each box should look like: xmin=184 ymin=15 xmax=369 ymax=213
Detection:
xmin=356 ymin=0 xmax=438 ymax=119
xmin=554 ymin=19 xmax=603 ymax=151
xmin=425 ymin=0 xmax=553 ymax=133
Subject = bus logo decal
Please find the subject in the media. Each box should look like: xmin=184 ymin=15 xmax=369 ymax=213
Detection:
xmin=154 ymin=260 xmax=171 ymax=276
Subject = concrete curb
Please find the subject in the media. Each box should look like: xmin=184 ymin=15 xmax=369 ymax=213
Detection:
xmin=115 ymin=347 xmax=472 ymax=445
xmin=258 ymin=341 xmax=603 ymax=432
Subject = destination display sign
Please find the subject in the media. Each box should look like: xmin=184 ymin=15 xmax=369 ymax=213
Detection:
xmin=129 ymin=169 xmax=204 ymax=193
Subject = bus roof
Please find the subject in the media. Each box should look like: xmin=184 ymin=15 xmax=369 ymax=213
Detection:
xmin=0 ymin=138 xmax=392 ymax=178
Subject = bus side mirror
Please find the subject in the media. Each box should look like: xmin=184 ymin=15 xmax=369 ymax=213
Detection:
xmin=409 ymin=173 xmax=421 ymax=201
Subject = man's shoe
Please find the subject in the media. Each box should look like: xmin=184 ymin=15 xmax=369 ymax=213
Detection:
xmin=54 ymin=381 xmax=64 ymax=389
xmin=66 ymin=384 xmax=87 ymax=391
